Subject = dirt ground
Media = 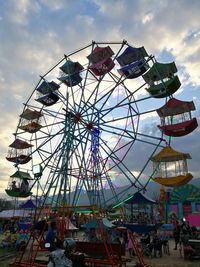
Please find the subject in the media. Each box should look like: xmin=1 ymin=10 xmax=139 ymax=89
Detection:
xmin=128 ymin=239 xmax=200 ymax=267
xmin=2 ymin=236 xmax=200 ymax=267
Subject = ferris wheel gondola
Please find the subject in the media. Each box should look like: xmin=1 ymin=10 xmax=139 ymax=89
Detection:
xmin=5 ymin=170 xmax=33 ymax=198
xmin=6 ymin=139 xmax=33 ymax=164
xmin=157 ymin=98 xmax=198 ymax=137
xmin=151 ymin=146 xmax=193 ymax=187
xmin=143 ymin=61 xmax=181 ymax=98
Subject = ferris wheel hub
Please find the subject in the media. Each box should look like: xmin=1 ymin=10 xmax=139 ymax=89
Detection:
xmin=86 ymin=122 xmax=94 ymax=130
xmin=73 ymin=112 xmax=81 ymax=123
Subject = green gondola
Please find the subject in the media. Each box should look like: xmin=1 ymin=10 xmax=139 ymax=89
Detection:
xmin=5 ymin=189 xmax=32 ymax=198
xmin=5 ymin=170 xmax=33 ymax=198
xmin=143 ymin=61 xmax=181 ymax=98
xmin=146 ymin=76 xmax=181 ymax=98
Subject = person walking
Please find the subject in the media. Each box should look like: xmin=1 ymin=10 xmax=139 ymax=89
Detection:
xmin=47 ymin=239 xmax=72 ymax=267
xmin=173 ymin=220 xmax=181 ymax=250
xmin=45 ymin=221 xmax=57 ymax=251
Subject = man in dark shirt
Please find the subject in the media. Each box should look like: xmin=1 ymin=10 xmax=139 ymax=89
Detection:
xmin=45 ymin=221 xmax=57 ymax=251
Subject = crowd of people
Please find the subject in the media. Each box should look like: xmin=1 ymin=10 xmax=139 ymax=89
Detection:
xmin=173 ymin=218 xmax=198 ymax=249
xmin=0 ymin=213 xmax=200 ymax=265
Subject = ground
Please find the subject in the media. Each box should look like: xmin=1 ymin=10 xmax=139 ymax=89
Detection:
xmin=128 ymin=239 xmax=200 ymax=267
xmin=1 ymin=238 xmax=200 ymax=266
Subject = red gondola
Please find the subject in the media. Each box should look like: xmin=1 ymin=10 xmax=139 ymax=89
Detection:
xmin=88 ymin=46 xmax=115 ymax=76
xmin=6 ymin=139 xmax=33 ymax=164
xmin=157 ymin=98 xmax=198 ymax=137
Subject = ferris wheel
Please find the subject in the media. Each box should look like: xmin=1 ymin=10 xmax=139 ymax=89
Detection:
xmin=5 ymin=40 xmax=197 ymax=210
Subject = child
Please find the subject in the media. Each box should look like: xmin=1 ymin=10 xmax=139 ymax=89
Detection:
xmin=127 ymin=231 xmax=134 ymax=258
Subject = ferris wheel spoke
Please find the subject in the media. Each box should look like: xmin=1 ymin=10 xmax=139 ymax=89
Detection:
xmin=82 ymin=75 xmax=126 ymax=118
xmin=97 ymin=137 xmax=142 ymax=187
xmin=98 ymin=89 xmax=148 ymax=120
xmin=98 ymin=133 xmax=151 ymax=190
xmin=102 ymin=122 xmax=164 ymax=144
xmin=76 ymin=44 xmax=102 ymax=114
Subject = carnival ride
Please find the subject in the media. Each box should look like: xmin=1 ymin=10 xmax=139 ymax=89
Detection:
xmin=4 ymin=40 xmax=198 ymax=266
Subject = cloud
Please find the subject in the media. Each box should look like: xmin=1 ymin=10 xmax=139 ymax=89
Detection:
xmin=5 ymin=0 xmax=40 ymax=25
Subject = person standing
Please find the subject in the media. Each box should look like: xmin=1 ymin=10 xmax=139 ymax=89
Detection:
xmin=127 ymin=231 xmax=134 ymax=258
xmin=45 ymin=221 xmax=57 ymax=251
xmin=47 ymin=239 xmax=72 ymax=267
xmin=173 ymin=220 xmax=181 ymax=250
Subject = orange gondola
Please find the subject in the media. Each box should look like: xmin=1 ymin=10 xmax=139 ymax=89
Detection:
xmin=151 ymin=146 xmax=193 ymax=187
xmin=157 ymin=98 xmax=198 ymax=137
xmin=19 ymin=108 xmax=43 ymax=133
xmin=6 ymin=139 xmax=33 ymax=164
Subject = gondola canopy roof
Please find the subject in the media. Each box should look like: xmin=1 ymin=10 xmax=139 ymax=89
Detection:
xmin=9 ymin=139 xmax=33 ymax=149
xmin=20 ymin=109 xmax=43 ymax=120
xmin=151 ymin=146 xmax=191 ymax=162
xmin=157 ymin=98 xmax=196 ymax=117
xmin=10 ymin=170 xmax=33 ymax=180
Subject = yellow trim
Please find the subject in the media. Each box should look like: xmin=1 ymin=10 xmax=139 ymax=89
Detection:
xmin=151 ymin=146 xmax=191 ymax=161
xmin=153 ymin=173 xmax=193 ymax=187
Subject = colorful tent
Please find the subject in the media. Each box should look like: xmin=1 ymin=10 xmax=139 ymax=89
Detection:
xmin=20 ymin=199 xmax=36 ymax=209
xmin=81 ymin=218 xmax=115 ymax=229
xmin=0 ymin=209 xmax=30 ymax=218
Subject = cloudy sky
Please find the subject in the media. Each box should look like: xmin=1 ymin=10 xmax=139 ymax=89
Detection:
xmin=0 ymin=0 xmax=200 ymax=199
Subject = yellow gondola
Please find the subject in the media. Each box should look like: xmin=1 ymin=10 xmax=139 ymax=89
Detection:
xmin=151 ymin=146 xmax=193 ymax=187
xmin=153 ymin=173 xmax=193 ymax=187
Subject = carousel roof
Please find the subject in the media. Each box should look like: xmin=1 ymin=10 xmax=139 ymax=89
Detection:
xmin=151 ymin=146 xmax=191 ymax=162
xmin=124 ymin=192 xmax=156 ymax=205
xmin=20 ymin=199 xmax=36 ymax=209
